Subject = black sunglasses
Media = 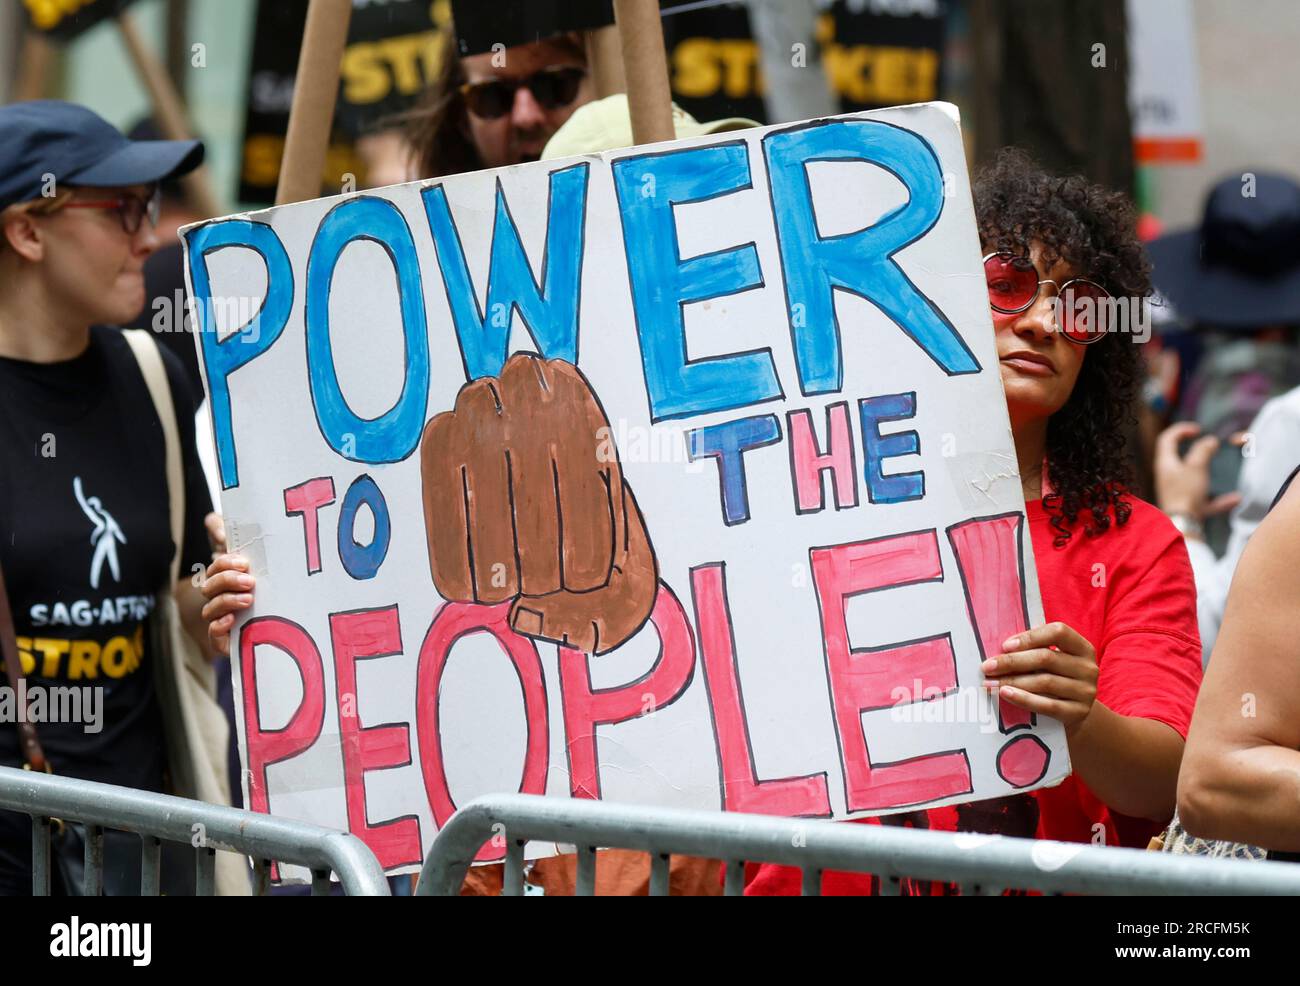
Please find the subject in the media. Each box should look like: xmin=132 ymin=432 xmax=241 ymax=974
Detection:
xmin=460 ymin=66 xmax=586 ymax=120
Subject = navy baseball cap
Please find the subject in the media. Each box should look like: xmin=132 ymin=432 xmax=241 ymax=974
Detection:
xmin=0 ymin=100 xmax=204 ymax=212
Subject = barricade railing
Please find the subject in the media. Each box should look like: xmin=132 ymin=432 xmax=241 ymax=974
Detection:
xmin=0 ymin=766 xmax=390 ymax=896
xmin=416 ymin=793 xmax=1300 ymax=896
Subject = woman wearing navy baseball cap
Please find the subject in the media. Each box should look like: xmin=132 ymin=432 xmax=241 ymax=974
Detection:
xmin=0 ymin=101 xmax=240 ymax=894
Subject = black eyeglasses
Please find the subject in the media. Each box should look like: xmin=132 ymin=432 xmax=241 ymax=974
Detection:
xmin=60 ymin=185 xmax=162 ymax=235
xmin=460 ymin=66 xmax=586 ymax=120
xmin=983 ymin=251 xmax=1113 ymax=345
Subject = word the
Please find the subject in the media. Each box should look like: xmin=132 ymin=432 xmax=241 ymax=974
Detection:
xmin=687 ymin=393 xmax=924 ymax=526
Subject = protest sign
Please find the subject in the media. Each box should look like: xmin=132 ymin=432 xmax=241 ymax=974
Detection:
xmin=664 ymin=0 xmax=946 ymax=125
xmin=184 ymin=101 xmax=1068 ymax=876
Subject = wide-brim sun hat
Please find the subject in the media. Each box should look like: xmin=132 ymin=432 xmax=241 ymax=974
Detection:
xmin=0 ymin=99 xmax=204 ymax=212
xmin=1148 ymin=171 xmax=1300 ymax=329
xmin=541 ymin=93 xmax=758 ymax=160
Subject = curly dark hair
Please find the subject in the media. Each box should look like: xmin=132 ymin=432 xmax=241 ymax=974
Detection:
xmin=973 ymin=148 xmax=1150 ymax=547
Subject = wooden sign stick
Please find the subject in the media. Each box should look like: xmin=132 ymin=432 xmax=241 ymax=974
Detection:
xmin=276 ymin=0 xmax=352 ymax=206
xmin=15 ymin=30 xmax=54 ymax=101
xmin=612 ymin=0 xmax=676 ymax=144
xmin=585 ymin=24 xmax=627 ymax=98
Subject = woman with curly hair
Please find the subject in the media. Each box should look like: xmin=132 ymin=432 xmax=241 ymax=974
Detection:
xmin=746 ymin=149 xmax=1204 ymax=895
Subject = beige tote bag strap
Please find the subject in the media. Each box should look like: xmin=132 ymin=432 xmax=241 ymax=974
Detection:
xmin=122 ymin=329 xmax=184 ymax=587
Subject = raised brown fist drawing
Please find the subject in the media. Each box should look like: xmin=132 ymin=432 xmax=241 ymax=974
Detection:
xmin=420 ymin=353 xmax=658 ymax=654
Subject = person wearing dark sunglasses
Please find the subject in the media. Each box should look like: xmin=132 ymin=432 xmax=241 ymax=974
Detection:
xmin=457 ymin=34 xmax=591 ymax=169
xmin=748 ymin=149 xmax=1203 ymax=896
xmin=407 ymin=27 xmax=593 ymax=177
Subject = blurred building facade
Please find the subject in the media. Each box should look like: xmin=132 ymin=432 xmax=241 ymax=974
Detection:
xmin=1145 ymin=0 xmax=1300 ymax=228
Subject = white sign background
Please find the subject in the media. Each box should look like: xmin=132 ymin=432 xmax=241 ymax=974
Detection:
xmin=185 ymin=101 xmax=1068 ymax=876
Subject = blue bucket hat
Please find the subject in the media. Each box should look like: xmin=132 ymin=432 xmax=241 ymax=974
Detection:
xmin=0 ymin=100 xmax=204 ymax=212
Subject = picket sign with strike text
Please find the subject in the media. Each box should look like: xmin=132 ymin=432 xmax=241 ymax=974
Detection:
xmin=183 ymin=101 xmax=1068 ymax=878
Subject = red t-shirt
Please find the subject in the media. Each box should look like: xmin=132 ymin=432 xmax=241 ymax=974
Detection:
xmin=746 ymin=495 xmax=1203 ymax=896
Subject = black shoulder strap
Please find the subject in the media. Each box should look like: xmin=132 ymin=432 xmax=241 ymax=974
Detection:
xmin=1269 ymin=465 xmax=1300 ymax=513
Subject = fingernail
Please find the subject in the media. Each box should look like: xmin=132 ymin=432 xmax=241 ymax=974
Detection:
xmin=980 ymin=659 xmax=997 ymax=673
xmin=235 ymin=594 xmax=253 ymax=606
xmin=1002 ymin=636 xmax=1020 ymax=650
xmin=237 ymin=575 xmax=254 ymax=589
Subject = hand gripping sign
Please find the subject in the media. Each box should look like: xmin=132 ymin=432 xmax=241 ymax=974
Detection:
xmin=184 ymin=103 xmax=1068 ymax=878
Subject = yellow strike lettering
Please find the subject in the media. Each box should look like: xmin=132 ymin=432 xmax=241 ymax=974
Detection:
xmin=717 ymin=39 xmax=758 ymax=99
xmin=815 ymin=12 xmax=835 ymax=45
xmin=823 ymin=43 xmax=871 ymax=102
xmin=101 ymin=637 xmax=131 ymax=679
xmin=341 ymin=42 xmax=390 ymax=104
xmin=672 ymin=38 xmax=721 ymax=98
xmin=68 ymin=640 xmax=99 ymax=680
xmin=888 ymin=48 xmax=939 ymax=103
xmin=825 ymin=44 xmax=939 ymax=105
xmin=242 ymin=135 xmax=285 ymax=187
xmin=418 ymin=31 xmax=443 ymax=80
xmin=24 ymin=0 xmax=81 ymax=32
xmin=33 ymin=638 xmax=69 ymax=677
xmin=380 ymin=34 xmax=432 ymax=96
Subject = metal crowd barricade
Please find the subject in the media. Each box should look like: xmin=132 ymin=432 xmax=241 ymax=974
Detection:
xmin=416 ymin=793 xmax=1300 ymax=896
xmin=0 ymin=766 xmax=389 ymax=896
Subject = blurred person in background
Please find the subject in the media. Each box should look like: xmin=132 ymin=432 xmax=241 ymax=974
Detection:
xmin=1150 ymin=173 xmax=1300 ymax=661
xmin=1148 ymin=173 xmax=1300 ymax=553
xmin=404 ymin=24 xmax=594 ymax=177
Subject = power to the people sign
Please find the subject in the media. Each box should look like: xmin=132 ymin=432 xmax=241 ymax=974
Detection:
xmin=183 ymin=102 xmax=1068 ymax=876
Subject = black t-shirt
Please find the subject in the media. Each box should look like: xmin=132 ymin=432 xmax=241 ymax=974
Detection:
xmin=0 ymin=326 xmax=213 ymax=791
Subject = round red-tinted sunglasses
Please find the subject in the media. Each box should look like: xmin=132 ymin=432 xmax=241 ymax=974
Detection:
xmin=983 ymin=251 xmax=1112 ymax=344
xmin=460 ymin=66 xmax=586 ymax=119
xmin=59 ymin=185 xmax=161 ymax=235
